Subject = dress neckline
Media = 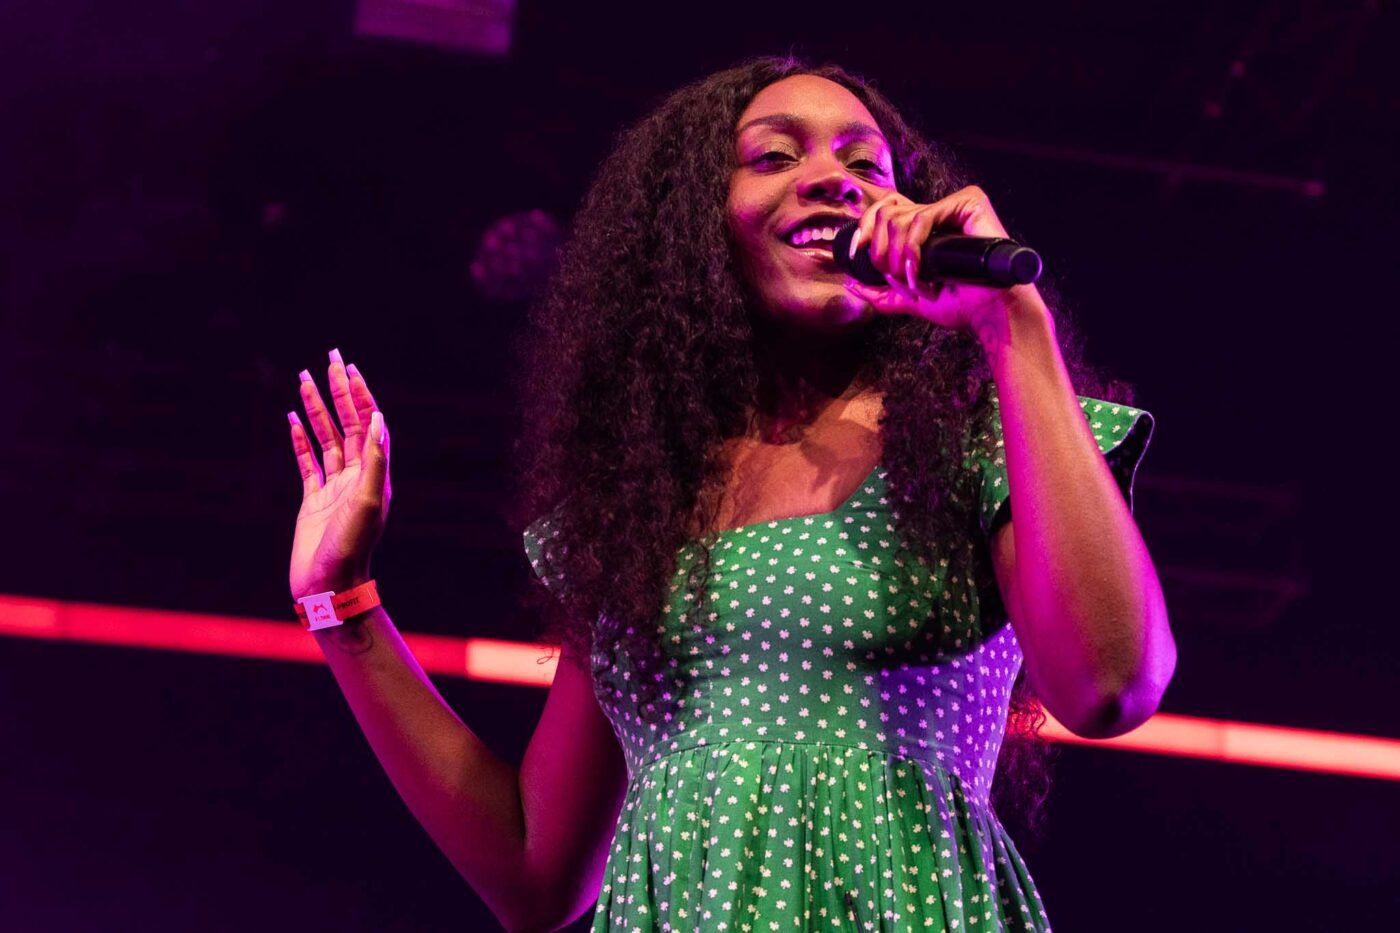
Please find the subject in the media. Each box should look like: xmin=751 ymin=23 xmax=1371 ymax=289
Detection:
xmin=689 ymin=461 xmax=884 ymax=543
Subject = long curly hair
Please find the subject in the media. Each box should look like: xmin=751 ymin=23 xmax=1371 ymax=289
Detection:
xmin=510 ymin=55 xmax=1127 ymax=836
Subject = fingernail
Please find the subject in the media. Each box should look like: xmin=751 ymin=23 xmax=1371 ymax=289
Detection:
xmin=329 ymin=348 xmax=343 ymax=366
xmin=346 ymin=362 xmax=361 ymax=379
xmin=298 ymin=369 xmax=313 ymax=384
xmin=287 ymin=411 xmax=301 ymax=426
xmin=848 ymin=230 xmax=861 ymax=260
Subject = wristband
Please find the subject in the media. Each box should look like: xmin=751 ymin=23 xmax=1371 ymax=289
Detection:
xmin=295 ymin=579 xmax=381 ymax=631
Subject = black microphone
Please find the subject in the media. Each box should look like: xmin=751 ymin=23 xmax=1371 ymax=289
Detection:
xmin=832 ymin=221 xmax=1042 ymax=288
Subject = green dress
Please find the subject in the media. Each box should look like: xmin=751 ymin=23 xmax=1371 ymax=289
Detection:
xmin=524 ymin=395 xmax=1153 ymax=932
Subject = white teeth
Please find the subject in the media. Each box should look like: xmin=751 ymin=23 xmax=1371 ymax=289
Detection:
xmin=789 ymin=224 xmax=841 ymax=247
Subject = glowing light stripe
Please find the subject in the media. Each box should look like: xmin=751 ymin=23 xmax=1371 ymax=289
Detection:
xmin=0 ymin=593 xmax=544 ymax=682
xmin=463 ymin=637 xmax=558 ymax=687
xmin=1039 ymin=714 xmax=1400 ymax=781
xmin=3 ymin=593 xmax=1396 ymax=781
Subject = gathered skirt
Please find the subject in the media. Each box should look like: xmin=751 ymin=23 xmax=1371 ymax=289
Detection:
xmin=591 ymin=738 xmax=1052 ymax=932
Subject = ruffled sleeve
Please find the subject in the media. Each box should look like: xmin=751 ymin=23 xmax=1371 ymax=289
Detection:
xmin=969 ymin=393 xmax=1155 ymax=540
xmin=522 ymin=511 xmax=569 ymax=599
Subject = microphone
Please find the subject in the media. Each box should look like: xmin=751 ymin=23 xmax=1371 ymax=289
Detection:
xmin=832 ymin=221 xmax=1042 ymax=288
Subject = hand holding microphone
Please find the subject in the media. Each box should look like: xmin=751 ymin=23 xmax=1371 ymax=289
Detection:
xmin=833 ymin=184 xmax=1041 ymax=288
xmin=833 ymin=220 xmax=1040 ymax=287
xmin=835 ymin=186 xmax=1048 ymax=340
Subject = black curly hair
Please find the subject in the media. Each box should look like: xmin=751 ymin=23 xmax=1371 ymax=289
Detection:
xmin=510 ymin=54 xmax=1128 ymax=837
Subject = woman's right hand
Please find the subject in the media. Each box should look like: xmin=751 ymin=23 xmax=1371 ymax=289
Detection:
xmin=287 ymin=349 xmax=392 ymax=601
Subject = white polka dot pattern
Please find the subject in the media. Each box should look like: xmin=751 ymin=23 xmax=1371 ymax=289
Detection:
xmin=522 ymin=395 xmax=1152 ymax=931
xmin=972 ymin=395 xmax=1153 ymax=540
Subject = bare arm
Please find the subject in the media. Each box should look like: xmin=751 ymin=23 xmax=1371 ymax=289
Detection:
xmin=840 ymin=186 xmax=1174 ymax=738
xmin=517 ymin=643 xmax=629 ymax=929
xmin=314 ymin=609 xmax=627 ymax=931
xmin=987 ymin=295 xmax=1176 ymax=739
xmin=288 ymin=352 xmax=626 ymax=928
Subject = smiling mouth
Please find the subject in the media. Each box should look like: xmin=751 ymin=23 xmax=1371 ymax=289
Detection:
xmin=779 ymin=219 xmax=848 ymax=264
xmin=784 ymin=224 xmax=841 ymax=246
xmin=783 ymin=239 xmax=840 ymax=267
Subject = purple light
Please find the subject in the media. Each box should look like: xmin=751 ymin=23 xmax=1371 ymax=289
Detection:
xmin=354 ymin=0 xmax=514 ymax=55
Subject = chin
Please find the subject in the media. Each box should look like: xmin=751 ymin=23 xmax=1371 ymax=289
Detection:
xmin=804 ymin=289 xmax=872 ymax=330
xmin=752 ymin=279 xmax=872 ymax=332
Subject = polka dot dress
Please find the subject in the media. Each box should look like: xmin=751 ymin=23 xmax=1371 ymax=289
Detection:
xmin=524 ymin=396 xmax=1153 ymax=932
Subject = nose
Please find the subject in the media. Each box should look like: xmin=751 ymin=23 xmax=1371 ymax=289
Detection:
xmin=795 ymin=156 xmax=864 ymax=207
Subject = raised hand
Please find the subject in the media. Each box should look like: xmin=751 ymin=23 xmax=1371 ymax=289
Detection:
xmin=841 ymin=185 xmax=1046 ymax=348
xmin=287 ymin=348 xmax=392 ymax=601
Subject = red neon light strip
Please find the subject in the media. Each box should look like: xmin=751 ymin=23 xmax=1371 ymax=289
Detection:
xmin=3 ymin=593 xmax=1397 ymax=781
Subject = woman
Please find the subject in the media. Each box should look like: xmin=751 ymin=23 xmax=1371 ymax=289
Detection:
xmin=287 ymin=57 xmax=1175 ymax=932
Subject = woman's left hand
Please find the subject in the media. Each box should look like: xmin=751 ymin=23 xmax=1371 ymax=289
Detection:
xmin=843 ymin=185 xmax=1043 ymax=346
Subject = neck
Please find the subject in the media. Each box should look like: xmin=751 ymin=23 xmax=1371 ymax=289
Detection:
xmin=747 ymin=315 xmax=872 ymax=444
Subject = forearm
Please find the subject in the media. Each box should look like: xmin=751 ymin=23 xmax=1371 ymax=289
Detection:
xmin=984 ymin=292 xmax=1175 ymax=736
xmin=312 ymin=605 xmax=533 ymax=927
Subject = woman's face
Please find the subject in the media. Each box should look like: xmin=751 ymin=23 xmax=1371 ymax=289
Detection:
xmin=727 ymin=74 xmax=897 ymax=331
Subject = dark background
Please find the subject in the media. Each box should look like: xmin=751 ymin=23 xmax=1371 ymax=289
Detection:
xmin=1 ymin=1 xmax=1396 ymax=929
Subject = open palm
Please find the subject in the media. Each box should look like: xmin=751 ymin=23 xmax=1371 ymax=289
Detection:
xmin=287 ymin=351 xmax=392 ymax=601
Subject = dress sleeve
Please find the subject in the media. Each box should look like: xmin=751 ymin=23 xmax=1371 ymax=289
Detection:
xmin=970 ymin=393 xmax=1155 ymax=540
xmin=522 ymin=511 xmax=569 ymax=598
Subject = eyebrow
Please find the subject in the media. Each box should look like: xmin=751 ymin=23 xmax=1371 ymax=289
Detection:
xmin=735 ymin=113 xmax=887 ymax=145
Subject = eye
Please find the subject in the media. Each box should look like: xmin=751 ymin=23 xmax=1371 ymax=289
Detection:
xmin=752 ymin=151 xmax=795 ymax=167
xmin=849 ymin=158 xmax=886 ymax=174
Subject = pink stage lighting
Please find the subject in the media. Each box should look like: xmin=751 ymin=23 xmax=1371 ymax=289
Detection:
xmin=3 ymin=592 xmax=1397 ymax=782
xmin=354 ymin=0 xmax=514 ymax=55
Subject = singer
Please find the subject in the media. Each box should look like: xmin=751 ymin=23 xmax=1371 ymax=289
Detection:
xmin=288 ymin=56 xmax=1175 ymax=932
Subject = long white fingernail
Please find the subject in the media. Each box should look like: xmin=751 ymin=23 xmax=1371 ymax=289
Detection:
xmin=848 ymin=230 xmax=861 ymax=260
xmin=329 ymin=348 xmax=343 ymax=366
xmin=298 ymin=369 xmax=313 ymax=384
xmin=370 ymin=410 xmax=385 ymax=444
